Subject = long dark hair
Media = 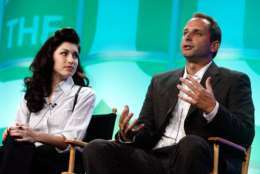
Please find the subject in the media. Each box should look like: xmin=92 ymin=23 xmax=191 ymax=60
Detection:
xmin=24 ymin=28 xmax=89 ymax=113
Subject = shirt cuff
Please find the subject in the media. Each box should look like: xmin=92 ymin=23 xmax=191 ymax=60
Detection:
xmin=203 ymin=101 xmax=219 ymax=123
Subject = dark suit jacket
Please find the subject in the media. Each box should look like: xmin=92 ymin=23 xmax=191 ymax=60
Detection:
xmin=133 ymin=62 xmax=255 ymax=171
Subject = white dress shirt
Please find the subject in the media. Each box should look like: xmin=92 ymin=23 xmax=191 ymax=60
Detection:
xmin=15 ymin=77 xmax=96 ymax=146
xmin=154 ymin=62 xmax=219 ymax=149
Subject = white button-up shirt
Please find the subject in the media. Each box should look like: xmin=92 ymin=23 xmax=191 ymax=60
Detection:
xmin=155 ymin=62 xmax=219 ymax=149
xmin=15 ymin=77 xmax=96 ymax=146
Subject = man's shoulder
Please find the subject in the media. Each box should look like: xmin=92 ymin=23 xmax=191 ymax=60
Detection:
xmin=149 ymin=68 xmax=183 ymax=88
xmin=217 ymin=66 xmax=249 ymax=79
xmin=153 ymin=68 xmax=183 ymax=80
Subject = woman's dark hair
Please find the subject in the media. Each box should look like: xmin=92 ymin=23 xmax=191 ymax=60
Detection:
xmin=24 ymin=28 xmax=89 ymax=113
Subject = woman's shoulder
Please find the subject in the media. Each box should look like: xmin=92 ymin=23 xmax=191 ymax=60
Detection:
xmin=74 ymin=85 xmax=96 ymax=98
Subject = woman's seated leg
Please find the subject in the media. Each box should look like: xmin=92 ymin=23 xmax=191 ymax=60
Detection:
xmin=32 ymin=144 xmax=69 ymax=174
xmin=0 ymin=135 xmax=35 ymax=174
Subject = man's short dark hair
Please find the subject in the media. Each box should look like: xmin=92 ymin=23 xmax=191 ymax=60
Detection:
xmin=192 ymin=13 xmax=222 ymax=58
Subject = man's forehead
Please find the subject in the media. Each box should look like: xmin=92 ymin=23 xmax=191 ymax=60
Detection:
xmin=184 ymin=17 xmax=210 ymax=30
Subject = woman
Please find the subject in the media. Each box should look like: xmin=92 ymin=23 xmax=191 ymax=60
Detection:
xmin=0 ymin=28 xmax=95 ymax=174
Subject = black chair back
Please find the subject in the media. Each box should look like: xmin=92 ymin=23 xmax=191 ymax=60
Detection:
xmin=83 ymin=113 xmax=117 ymax=142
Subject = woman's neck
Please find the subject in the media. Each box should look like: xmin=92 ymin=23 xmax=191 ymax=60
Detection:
xmin=48 ymin=75 xmax=63 ymax=103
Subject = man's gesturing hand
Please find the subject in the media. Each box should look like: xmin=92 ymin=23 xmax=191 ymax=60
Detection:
xmin=119 ymin=105 xmax=144 ymax=141
xmin=177 ymin=76 xmax=216 ymax=113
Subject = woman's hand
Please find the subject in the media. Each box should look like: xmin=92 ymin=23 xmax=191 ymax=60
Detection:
xmin=2 ymin=127 xmax=10 ymax=142
xmin=9 ymin=124 xmax=38 ymax=143
xmin=8 ymin=123 xmax=67 ymax=149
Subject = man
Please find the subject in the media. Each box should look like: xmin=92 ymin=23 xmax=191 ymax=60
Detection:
xmin=82 ymin=13 xmax=255 ymax=174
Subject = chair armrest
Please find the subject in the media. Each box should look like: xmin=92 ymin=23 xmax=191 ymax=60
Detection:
xmin=61 ymin=140 xmax=88 ymax=174
xmin=208 ymin=137 xmax=246 ymax=154
xmin=65 ymin=139 xmax=88 ymax=148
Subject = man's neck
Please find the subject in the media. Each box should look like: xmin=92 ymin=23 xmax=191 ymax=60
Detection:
xmin=186 ymin=60 xmax=211 ymax=75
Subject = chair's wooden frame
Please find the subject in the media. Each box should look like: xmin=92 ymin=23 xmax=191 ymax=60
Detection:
xmin=208 ymin=137 xmax=251 ymax=174
xmin=61 ymin=108 xmax=117 ymax=174
xmin=62 ymin=123 xmax=251 ymax=174
xmin=61 ymin=140 xmax=87 ymax=174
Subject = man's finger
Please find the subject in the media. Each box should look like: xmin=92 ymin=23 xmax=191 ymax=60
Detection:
xmin=177 ymin=84 xmax=196 ymax=99
xmin=125 ymin=119 xmax=139 ymax=133
xmin=9 ymin=131 xmax=22 ymax=137
xmin=178 ymin=93 xmax=195 ymax=105
xmin=122 ymin=113 xmax=133 ymax=134
xmin=206 ymin=77 xmax=213 ymax=93
xmin=132 ymin=123 xmax=145 ymax=132
xmin=186 ymin=75 xmax=200 ymax=86
xmin=119 ymin=105 xmax=129 ymax=124
xmin=119 ymin=105 xmax=130 ymax=131
xmin=180 ymin=77 xmax=198 ymax=94
xmin=15 ymin=138 xmax=27 ymax=142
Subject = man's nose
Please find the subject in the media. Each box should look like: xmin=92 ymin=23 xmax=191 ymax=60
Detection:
xmin=185 ymin=32 xmax=192 ymax=41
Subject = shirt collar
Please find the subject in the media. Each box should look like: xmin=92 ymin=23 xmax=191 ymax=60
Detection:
xmin=183 ymin=61 xmax=212 ymax=81
xmin=55 ymin=77 xmax=75 ymax=94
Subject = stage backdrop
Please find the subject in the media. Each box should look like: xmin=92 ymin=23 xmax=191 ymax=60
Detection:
xmin=0 ymin=0 xmax=259 ymax=173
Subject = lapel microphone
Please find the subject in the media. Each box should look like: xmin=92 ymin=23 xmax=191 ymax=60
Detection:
xmin=50 ymin=103 xmax=57 ymax=108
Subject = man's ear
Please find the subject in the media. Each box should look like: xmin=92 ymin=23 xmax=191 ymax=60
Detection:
xmin=210 ymin=41 xmax=220 ymax=53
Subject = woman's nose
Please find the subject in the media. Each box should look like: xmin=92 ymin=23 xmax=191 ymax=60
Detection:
xmin=67 ymin=54 xmax=75 ymax=63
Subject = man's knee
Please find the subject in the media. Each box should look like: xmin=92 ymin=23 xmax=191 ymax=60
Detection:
xmin=82 ymin=139 xmax=113 ymax=157
xmin=178 ymin=135 xmax=210 ymax=156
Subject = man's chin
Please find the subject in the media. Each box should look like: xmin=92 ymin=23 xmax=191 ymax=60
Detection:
xmin=183 ymin=56 xmax=202 ymax=63
xmin=184 ymin=56 xmax=211 ymax=64
xmin=183 ymin=54 xmax=194 ymax=60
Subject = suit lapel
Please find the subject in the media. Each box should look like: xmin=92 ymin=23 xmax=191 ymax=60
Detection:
xmin=168 ymin=69 xmax=184 ymax=113
xmin=159 ymin=69 xmax=184 ymax=130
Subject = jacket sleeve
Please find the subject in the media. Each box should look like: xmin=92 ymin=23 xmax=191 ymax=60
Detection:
xmin=132 ymin=77 xmax=161 ymax=149
xmin=207 ymin=73 xmax=255 ymax=147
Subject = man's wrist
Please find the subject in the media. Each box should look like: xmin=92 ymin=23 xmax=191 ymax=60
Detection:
xmin=117 ymin=131 xmax=134 ymax=144
xmin=203 ymin=101 xmax=219 ymax=122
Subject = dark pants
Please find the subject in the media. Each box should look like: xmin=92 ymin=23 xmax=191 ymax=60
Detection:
xmin=82 ymin=135 xmax=212 ymax=174
xmin=0 ymin=135 xmax=84 ymax=174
